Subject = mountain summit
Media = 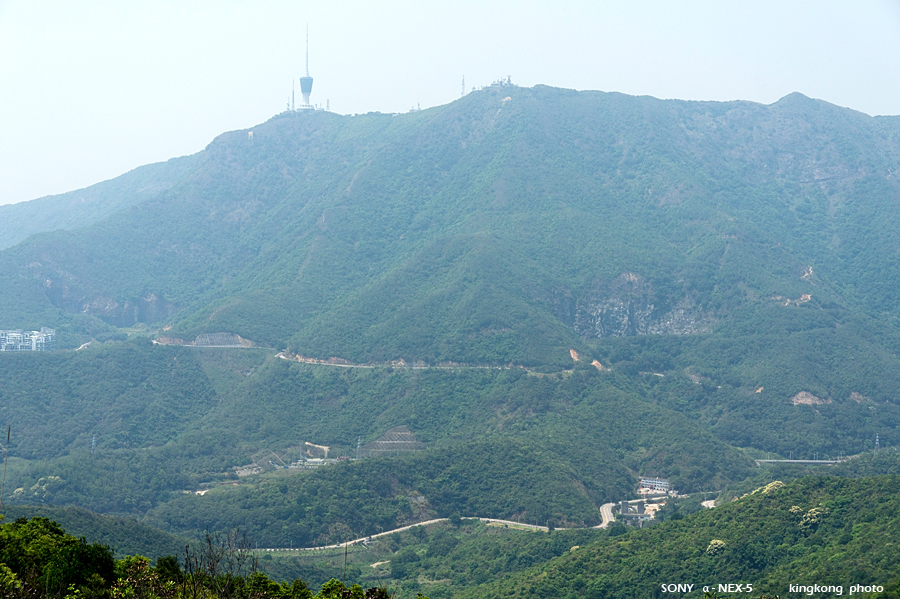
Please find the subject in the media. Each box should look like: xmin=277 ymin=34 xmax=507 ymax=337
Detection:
xmin=2 ymin=85 xmax=899 ymax=368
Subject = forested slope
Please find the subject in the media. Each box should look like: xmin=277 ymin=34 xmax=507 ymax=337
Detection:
xmin=0 ymin=505 xmax=185 ymax=559
xmin=465 ymin=475 xmax=900 ymax=599
xmin=1 ymin=341 xmax=751 ymax=532
xmin=1 ymin=86 xmax=900 ymax=568
xmin=3 ymin=87 xmax=900 ymax=365
xmin=0 ymin=154 xmax=199 ymax=251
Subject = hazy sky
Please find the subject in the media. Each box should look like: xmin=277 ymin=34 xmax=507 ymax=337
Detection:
xmin=2 ymin=1 xmax=900 ymax=206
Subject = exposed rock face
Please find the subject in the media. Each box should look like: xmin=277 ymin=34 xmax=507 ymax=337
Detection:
xmin=790 ymin=391 xmax=831 ymax=405
xmin=574 ymin=272 xmax=710 ymax=338
xmin=44 ymin=277 xmax=177 ymax=326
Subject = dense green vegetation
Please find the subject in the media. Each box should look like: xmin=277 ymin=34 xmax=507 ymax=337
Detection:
xmin=3 ymin=88 xmax=900 ymax=366
xmin=260 ymin=520 xmax=608 ymax=596
xmin=0 ymin=505 xmax=185 ymax=559
xmin=3 ymin=345 xmax=754 ymax=535
xmin=2 ymin=86 xmax=900 ymax=589
xmin=590 ymin=316 xmax=900 ymax=456
xmin=0 ymin=514 xmax=386 ymax=599
xmin=712 ymin=448 xmax=900 ymax=504
xmin=0 ymin=516 xmax=114 ymax=597
xmin=234 ymin=474 xmax=900 ymax=598
xmin=0 ymin=336 xmax=892 ymax=551
xmin=0 ymin=340 xmax=217 ymax=458
xmin=464 ymin=475 xmax=900 ymax=599
xmin=144 ymin=438 xmax=626 ymax=547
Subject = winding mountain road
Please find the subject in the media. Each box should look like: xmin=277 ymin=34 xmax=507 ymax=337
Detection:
xmin=276 ymin=352 xmax=522 ymax=371
xmin=259 ymin=499 xmax=638 ymax=551
xmin=257 ymin=500 xmax=634 ymax=551
xmin=260 ymin=517 xmax=553 ymax=552
xmin=596 ymin=503 xmax=616 ymax=529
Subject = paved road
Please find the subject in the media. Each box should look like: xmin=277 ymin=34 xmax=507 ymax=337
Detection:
xmin=595 ymin=503 xmax=615 ymax=529
xmin=277 ymin=353 xmax=520 ymax=371
xmin=261 ymin=517 xmax=551 ymax=552
xmin=261 ymin=500 xmax=651 ymax=552
xmin=755 ymin=459 xmax=844 ymax=464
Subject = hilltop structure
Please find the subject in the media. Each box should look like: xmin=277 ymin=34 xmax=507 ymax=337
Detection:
xmin=297 ymin=25 xmax=314 ymax=110
xmin=0 ymin=328 xmax=55 ymax=351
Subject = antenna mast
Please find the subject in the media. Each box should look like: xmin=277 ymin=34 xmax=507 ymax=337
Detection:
xmin=298 ymin=23 xmax=314 ymax=109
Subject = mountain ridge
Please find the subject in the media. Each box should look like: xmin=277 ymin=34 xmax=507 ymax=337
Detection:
xmin=3 ymin=87 xmax=899 ymax=362
xmin=0 ymin=154 xmax=200 ymax=251
xmin=2 ymin=86 xmax=900 ymax=559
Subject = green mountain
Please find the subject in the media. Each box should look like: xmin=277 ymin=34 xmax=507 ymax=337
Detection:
xmin=1 ymin=85 xmax=899 ymax=574
xmin=4 ymin=87 xmax=900 ymax=362
xmin=1 ymin=341 xmax=750 ymax=529
xmin=0 ymin=154 xmax=199 ymax=251
xmin=464 ymin=475 xmax=900 ymax=599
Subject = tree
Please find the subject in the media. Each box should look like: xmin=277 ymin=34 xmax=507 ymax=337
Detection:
xmin=0 ymin=516 xmax=114 ymax=599
xmin=111 ymin=555 xmax=175 ymax=599
xmin=182 ymin=529 xmax=258 ymax=599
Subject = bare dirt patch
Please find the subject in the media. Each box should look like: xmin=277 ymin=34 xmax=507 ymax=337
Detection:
xmin=773 ymin=293 xmax=812 ymax=306
xmin=850 ymin=391 xmax=873 ymax=403
xmin=790 ymin=391 xmax=831 ymax=405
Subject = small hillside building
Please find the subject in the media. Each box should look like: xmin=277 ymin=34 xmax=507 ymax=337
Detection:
xmin=0 ymin=328 xmax=55 ymax=352
xmin=639 ymin=477 xmax=670 ymax=492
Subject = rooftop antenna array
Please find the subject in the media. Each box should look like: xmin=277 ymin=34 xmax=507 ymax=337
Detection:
xmin=298 ymin=23 xmax=314 ymax=109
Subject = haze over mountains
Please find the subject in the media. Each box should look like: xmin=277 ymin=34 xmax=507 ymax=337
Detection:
xmin=1 ymin=85 xmax=899 ymax=584
xmin=3 ymin=86 xmax=900 ymax=360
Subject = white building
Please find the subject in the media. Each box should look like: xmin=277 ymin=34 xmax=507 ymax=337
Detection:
xmin=0 ymin=328 xmax=56 ymax=351
xmin=639 ymin=477 xmax=670 ymax=492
